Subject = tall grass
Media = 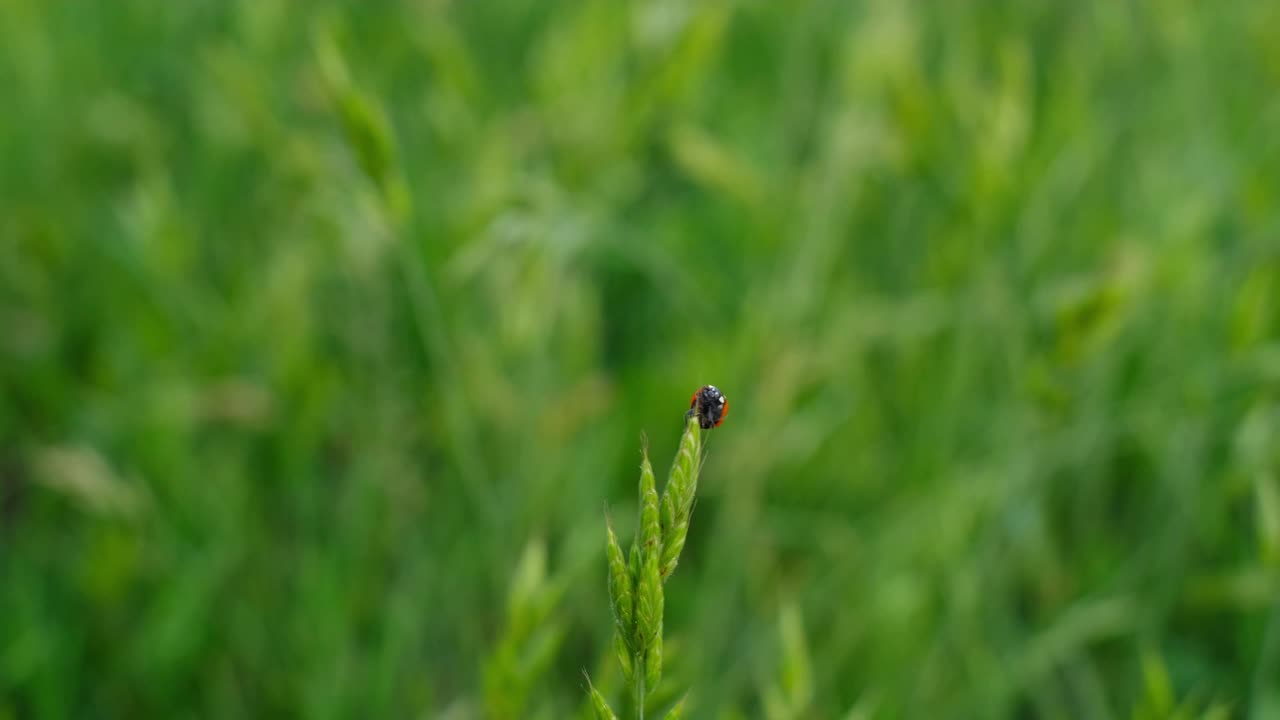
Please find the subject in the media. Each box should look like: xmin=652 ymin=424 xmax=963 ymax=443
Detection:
xmin=2 ymin=0 xmax=1279 ymax=717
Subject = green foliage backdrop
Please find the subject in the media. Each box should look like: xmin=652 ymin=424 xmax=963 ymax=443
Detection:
xmin=3 ymin=0 xmax=1280 ymax=717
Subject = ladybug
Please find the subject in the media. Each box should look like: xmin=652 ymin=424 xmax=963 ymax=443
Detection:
xmin=687 ymin=385 xmax=729 ymax=429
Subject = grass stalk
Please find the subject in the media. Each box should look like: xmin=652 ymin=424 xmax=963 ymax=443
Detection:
xmin=635 ymin=663 xmax=646 ymax=720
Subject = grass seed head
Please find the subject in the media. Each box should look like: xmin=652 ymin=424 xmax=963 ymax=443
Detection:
xmin=594 ymin=409 xmax=710 ymax=714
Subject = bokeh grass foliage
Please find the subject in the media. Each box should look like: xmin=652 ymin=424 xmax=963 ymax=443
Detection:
xmin=3 ymin=0 xmax=1280 ymax=718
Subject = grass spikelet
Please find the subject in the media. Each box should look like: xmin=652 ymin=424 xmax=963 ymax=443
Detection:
xmin=636 ymin=530 xmax=664 ymax=648
xmin=627 ymin=540 xmax=642 ymax=650
xmin=657 ymin=507 xmax=688 ymax=583
xmin=605 ymin=516 xmax=634 ymax=644
xmin=663 ymin=695 xmax=688 ymax=720
xmin=585 ymin=673 xmax=619 ymax=720
xmin=659 ymin=418 xmax=703 ymax=580
xmin=660 ymin=490 xmax=678 ymax=554
xmin=614 ymin=631 xmax=634 ymax=682
xmin=628 ymin=542 xmax=641 ymax=596
xmin=635 ymin=449 xmax=663 ymax=648
xmin=644 ymin=625 xmax=663 ymax=691
xmin=639 ymin=447 xmax=662 ymax=557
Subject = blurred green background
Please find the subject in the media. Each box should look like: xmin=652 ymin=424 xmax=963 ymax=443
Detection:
xmin=3 ymin=0 xmax=1280 ymax=717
